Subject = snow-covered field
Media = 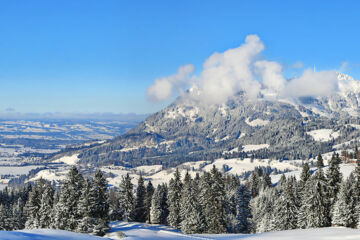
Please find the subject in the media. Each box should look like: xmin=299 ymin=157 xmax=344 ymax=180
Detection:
xmin=105 ymin=222 xmax=360 ymax=240
xmin=0 ymin=229 xmax=106 ymax=240
xmin=0 ymin=220 xmax=359 ymax=239
xmin=271 ymin=163 xmax=356 ymax=184
xmin=306 ymin=129 xmax=340 ymax=142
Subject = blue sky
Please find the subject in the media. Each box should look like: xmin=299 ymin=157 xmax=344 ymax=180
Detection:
xmin=0 ymin=0 xmax=360 ymax=114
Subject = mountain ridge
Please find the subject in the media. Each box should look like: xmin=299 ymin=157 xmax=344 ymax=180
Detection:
xmin=52 ymin=73 xmax=360 ymax=167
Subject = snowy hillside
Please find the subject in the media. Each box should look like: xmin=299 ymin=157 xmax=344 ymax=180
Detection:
xmin=1 ymin=222 xmax=359 ymax=240
xmin=0 ymin=229 xmax=108 ymax=240
xmin=104 ymin=222 xmax=360 ymax=240
xmin=50 ymin=72 xmax=360 ymax=168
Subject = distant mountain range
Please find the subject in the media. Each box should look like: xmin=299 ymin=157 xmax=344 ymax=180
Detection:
xmin=53 ymin=73 xmax=360 ymax=167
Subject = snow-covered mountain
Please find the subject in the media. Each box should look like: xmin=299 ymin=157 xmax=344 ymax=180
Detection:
xmin=51 ymin=73 xmax=360 ymax=168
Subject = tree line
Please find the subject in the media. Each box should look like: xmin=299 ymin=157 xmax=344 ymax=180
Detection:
xmin=0 ymin=149 xmax=360 ymax=235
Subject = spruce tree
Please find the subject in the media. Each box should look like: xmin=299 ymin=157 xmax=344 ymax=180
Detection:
xmin=53 ymin=167 xmax=84 ymax=231
xmin=297 ymin=170 xmax=331 ymax=228
xmin=299 ymin=162 xmax=311 ymax=190
xmin=316 ymin=153 xmax=324 ymax=169
xmin=234 ymin=184 xmax=252 ymax=233
xmin=272 ymin=179 xmax=298 ymax=230
xmin=25 ymin=179 xmax=46 ymax=229
xmin=332 ymin=177 xmax=353 ymax=227
xmin=91 ymin=170 xmax=110 ymax=236
xmin=207 ymin=166 xmax=227 ymax=233
xmin=150 ymin=184 xmax=168 ymax=224
xmin=134 ymin=175 xmax=147 ymax=222
xmin=145 ymin=181 xmax=155 ymax=223
xmin=167 ymin=168 xmax=183 ymax=229
xmin=118 ymin=173 xmax=135 ymax=221
xmin=180 ymin=172 xmax=206 ymax=234
xmin=38 ymin=182 xmax=54 ymax=228
xmin=326 ymin=152 xmax=342 ymax=209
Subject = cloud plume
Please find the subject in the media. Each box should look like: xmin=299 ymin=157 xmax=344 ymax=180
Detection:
xmin=147 ymin=64 xmax=195 ymax=101
xmin=147 ymin=35 xmax=344 ymax=104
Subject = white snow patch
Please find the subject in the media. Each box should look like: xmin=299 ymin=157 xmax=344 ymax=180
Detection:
xmin=29 ymin=169 xmax=67 ymax=182
xmin=0 ymin=229 xmax=108 ymax=240
xmin=307 ymin=129 xmax=340 ymax=142
xmin=245 ymin=118 xmax=269 ymax=127
xmin=53 ymin=154 xmax=80 ymax=165
xmin=242 ymin=144 xmax=269 ymax=152
xmin=271 ymin=163 xmax=356 ymax=184
xmin=105 ymin=221 xmax=360 ymax=240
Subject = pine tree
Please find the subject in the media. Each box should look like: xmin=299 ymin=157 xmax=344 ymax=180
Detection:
xmin=332 ymin=177 xmax=353 ymax=227
xmin=299 ymin=162 xmax=311 ymax=190
xmin=224 ymin=175 xmax=240 ymax=232
xmin=134 ymin=175 xmax=147 ymax=222
xmin=180 ymin=172 xmax=206 ymax=234
xmin=247 ymin=172 xmax=260 ymax=198
xmin=326 ymin=152 xmax=342 ymax=210
xmin=53 ymin=167 xmax=84 ymax=231
xmin=91 ymin=170 xmax=110 ymax=236
xmin=150 ymin=184 xmax=167 ymax=224
xmin=118 ymin=173 xmax=135 ymax=221
xmin=108 ymin=188 xmax=121 ymax=221
xmin=25 ymin=179 xmax=46 ymax=229
xmin=316 ymin=153 xmax=324 ymax=169
xmin=297 ymin=170 xmax=330 ymax=228
xmin=206 ymin=166 xmax=227 ymax=233
xmin=76 ymin=178 xmax=94 ymax=234
xmin=38 ymin=182 xmax=54 ymax=228
xmin=272 ymin=179 xmax=298 ymax=230
xmin=199 ymin=172 xmax=212 ymax=231
xmin=167 ymin=168 xmax=183 ymax=229
xmin=234 ymin=184 xmax=252 ymax=233
xmin=145 ymin=181 xmax=155 ymax=223
xmin=251 ymin=187 xmax=277 ymax=233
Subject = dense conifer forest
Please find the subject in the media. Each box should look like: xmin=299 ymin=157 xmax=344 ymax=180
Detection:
xmin=1 ymin=149 xmax=360 ymax=236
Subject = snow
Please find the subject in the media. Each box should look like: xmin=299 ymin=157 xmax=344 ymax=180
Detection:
xmin=105 ymin=222 xmax=360 ymax=240
xmin=0 ymin=229 xmax=108 ymax=240
xmin=245 ymin=118 xmax=269 ymax=127
xmin=242 ymin=144 xmax=269 ymax=152
xmin=271 ymin=163 xmax=356 ymax=184
xmin=165 ymin=107 xmax=199 ymax=122
xmin=29 ymin=169 xmax=67 ymax=182
xmin=306 ymin=129 xmax=340 ymax=142
xmin=53 ymin=154 xmax=80 ymax=165
xmin=0 ymin=165 xmax=42 ymax=175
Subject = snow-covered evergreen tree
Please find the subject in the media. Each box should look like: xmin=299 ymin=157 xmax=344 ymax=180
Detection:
xmin=118 ymin=173 xmax=135 ymax=222
xmin=299 ymin=162 xmax=311 ymax=190
xmin=38 ymin=182 xmax=54 ymax=228
xmin=317 ymin=153 xmax=324 ymax=169
xmin=150 ymin=184 xmax=168 ymax=224
xmin=326 ymin=152 xmax=342 ymax=210
xmin=234 ymin=184 xmax=252 ymax=233
xmin=206 ymin=166 xmax=227 ymax=233
xmin=167 ymin=168 xmax=183 ymax=229
xmin=25 ymin=179 xmax=46 ymax=229
xmin=145 ymin=181 xmax=154 ymax=223
xmin=332 ymin=176 xmax=353 ymax=227
xmin=53 ymin=167 xmax=84 ymax=231
xmin=297 ymin=170 xmax=330 ymax=228
xmin=134 ymin=174 xmax=146 ymax=222
xmin=180 ymin=172 xmax=206 ymax=234
xmin=272 ymin=178 xmax=298 ymax=230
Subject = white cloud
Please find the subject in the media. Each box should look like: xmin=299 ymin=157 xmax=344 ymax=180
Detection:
xmin=147 ymin=64 xmax=195 ymax=102
xmin=194 ymin=34 xmax=264 ymax=103
xmin=284 ymin=69 xmax=338 ymax=98
xmin=254 ymin=60 xmax=286 ymax=94
xmin=147 ymin=35 xmax=344 ymax=104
